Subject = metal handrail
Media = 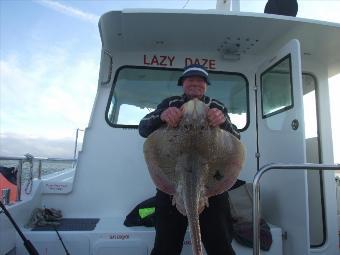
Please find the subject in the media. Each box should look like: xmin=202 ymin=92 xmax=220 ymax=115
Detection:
xmin=253 ymin=163 xmax=340 ymax=255
xmin=73 ymin=128 xmax=84 ymax=167
xmin=0 ymin=155 xmax=76 ymax=202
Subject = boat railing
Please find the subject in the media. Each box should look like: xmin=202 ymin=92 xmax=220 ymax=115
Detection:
xmin=0 ymin=154 xmax=76 ymax=202
xmin=253 ymin=163 xmax=340 ymax=255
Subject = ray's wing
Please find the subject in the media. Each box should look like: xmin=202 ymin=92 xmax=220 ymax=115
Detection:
xmin=143 ymin=127 xmax=181 ymax=195
xmin=205 ymin=130 xmax=245 ymax=197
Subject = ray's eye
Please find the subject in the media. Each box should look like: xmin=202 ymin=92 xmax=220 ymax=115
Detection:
xmin=184 ymin=124 xmax=193 ymax=130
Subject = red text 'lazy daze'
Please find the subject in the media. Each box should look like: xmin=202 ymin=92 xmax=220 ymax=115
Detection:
xmin=143 ymin=55 xmax=216 ymax=70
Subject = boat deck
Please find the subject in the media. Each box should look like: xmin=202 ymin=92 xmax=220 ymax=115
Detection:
xmin=16 ymin=217 xmax=283 ymax=255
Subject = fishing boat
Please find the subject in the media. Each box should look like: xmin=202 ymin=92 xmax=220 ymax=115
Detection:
xmin=1 ymin=1 xmax=340 ymax=254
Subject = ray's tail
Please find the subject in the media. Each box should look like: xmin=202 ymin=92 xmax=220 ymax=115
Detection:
xmin=182 ymin=154 xmax=205 ymax=255
xmin=186 ymin=206 xmax=203 ymax=255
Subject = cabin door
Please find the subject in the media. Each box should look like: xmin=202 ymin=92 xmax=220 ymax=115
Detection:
xmin=255 ymin=39 xmax=309 ymax=255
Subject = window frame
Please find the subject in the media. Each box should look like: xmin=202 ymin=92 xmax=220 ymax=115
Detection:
xmin=302 ymin=72 xmax=326 ymax=248
xmin=105 ymin=65 xmax=250 ymax=132
xmin=260 ymin=54 xmax=294 ymax=119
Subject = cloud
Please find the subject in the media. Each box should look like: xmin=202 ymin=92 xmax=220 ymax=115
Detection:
xmin=35 ymin=0 xmax=99 ymax=24
xmin=0 ymin=42 xmax=98 ymax=141
xmin=0 ymin=132 xmax=82 ymax=158
xmin=0 ymin=1 xmax=100 ymax=157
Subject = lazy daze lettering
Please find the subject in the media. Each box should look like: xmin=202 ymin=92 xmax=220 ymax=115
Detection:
xmin=143 ymin=54 xmax=216 ymax=70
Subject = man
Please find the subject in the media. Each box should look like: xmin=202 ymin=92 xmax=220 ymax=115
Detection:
xmin=139 ymin=64 xmax=240 ymax=255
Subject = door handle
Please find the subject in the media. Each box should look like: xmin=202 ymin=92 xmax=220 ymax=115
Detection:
xmin=291 ymin=119 xmax=299 ymax=130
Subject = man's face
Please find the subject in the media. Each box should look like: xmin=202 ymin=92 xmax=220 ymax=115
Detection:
xmin=182 ymin=76 xmax=207 ymax=99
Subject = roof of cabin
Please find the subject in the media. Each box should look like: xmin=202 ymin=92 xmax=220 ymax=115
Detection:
xmin=99 ymin=9 xmax=340 ymax=77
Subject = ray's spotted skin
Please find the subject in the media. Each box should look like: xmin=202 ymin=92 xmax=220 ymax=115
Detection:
xmin=144 ymin=99 xmax=245 ymax=255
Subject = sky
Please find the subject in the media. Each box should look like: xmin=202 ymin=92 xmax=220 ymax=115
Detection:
xmin=0 ymin=0 xmax=340 ymax=161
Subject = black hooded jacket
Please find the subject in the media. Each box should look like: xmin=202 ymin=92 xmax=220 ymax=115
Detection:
xmin=138 ymin=94 xmax=240 ymax=139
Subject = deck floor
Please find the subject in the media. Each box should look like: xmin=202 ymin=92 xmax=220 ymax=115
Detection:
xmin=32 ymin=218 xmax=100 ymax=231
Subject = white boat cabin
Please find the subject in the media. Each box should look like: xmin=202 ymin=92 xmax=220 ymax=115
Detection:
xmin=1 ymin=8 xmax=340 ymax=255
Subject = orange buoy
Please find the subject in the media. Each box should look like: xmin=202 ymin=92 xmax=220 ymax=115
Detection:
xmin=0 ymin=173 xmax=17 ymax=203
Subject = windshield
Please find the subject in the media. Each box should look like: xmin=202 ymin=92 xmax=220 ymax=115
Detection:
xmin=106 ymin=66 xmax=249 ymax=130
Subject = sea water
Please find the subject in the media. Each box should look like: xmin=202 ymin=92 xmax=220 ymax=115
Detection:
xmin=0 ymin=159 xmax=74 ymax=181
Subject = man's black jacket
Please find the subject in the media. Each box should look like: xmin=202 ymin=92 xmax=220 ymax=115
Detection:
xmin=138 ymin=94 xmax=240 ymax=139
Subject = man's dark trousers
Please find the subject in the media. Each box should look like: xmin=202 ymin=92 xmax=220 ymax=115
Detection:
xmin=150 ymin=190 xmax=235 ymax=255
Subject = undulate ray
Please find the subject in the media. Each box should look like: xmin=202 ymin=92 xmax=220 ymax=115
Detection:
xmin=144 ymin=99 xmax=245 ymax=255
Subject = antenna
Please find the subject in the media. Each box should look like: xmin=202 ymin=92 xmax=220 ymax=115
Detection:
xmin=216 ymin=0 xmax=240 ymax=12
xmin=182 ymin=0 xmax=190 ymax=9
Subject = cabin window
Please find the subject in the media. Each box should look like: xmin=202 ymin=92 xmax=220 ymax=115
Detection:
xmin=106 ymin=66 xmax=249 ymax=130
xmin=261 ymin=55 xmax=293 ymax=118
xmin=302 ymin=73 xmax=326 ymax=247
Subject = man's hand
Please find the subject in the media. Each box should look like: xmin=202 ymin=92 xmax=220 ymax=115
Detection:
xmin=160 ymin=107 xmax=183 ymax=127
xmin=207 ymin=108 xmax=226 ymax=127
